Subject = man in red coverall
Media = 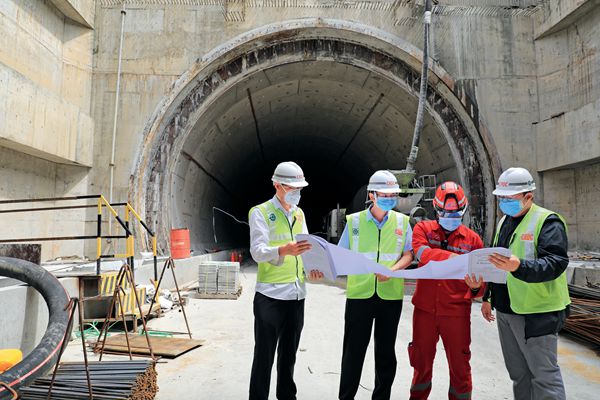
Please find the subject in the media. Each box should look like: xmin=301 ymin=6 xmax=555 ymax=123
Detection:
xmin=409 ymin=182 xmax=485 ymax=400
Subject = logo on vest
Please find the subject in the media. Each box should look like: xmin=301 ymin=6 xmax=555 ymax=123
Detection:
xmin=521 ymin=233 xmax=534 ymax=241
xmin=269 ymin=213 xmax=276 ymax=222
xmin=395 ymin=228 xmax=403 ymax=236
xmin=352 ymin=228 xmax=359 ymax=235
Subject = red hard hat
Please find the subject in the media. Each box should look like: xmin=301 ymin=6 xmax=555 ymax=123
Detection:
xmin=433 ymin=181 xmax=468 ymax=212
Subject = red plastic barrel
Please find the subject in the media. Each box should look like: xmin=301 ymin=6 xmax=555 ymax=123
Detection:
xmin=170 ymin=228 xmax=190 ymax=259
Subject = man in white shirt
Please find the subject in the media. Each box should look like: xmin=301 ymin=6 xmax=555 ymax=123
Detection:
xmin=248 ymin=161 xmax=322 ymax=400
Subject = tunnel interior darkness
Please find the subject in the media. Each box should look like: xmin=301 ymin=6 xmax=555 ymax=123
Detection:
xmin=169 ymin=60 xmax=460 ymax=252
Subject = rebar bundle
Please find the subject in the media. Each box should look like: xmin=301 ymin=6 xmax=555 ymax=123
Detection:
xmin=564 ymin=284 xmax=600 ymax=347
xmin=568 ymin=283 xmax=600 ymax=301
xmin=19 ymin=361 xmax=157 ymax=400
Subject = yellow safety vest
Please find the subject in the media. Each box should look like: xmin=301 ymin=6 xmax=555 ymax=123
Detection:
xmin=250 ymin=200 xmax=305 ymax=283
xmin=346 ymin=210 xmax=409 ymax=300
xmin=493 ymin=203 xmax=570 ymax=314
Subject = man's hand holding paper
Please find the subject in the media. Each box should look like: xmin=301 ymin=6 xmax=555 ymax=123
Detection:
xmin=488 ymin=252 xmax=521 ymax=272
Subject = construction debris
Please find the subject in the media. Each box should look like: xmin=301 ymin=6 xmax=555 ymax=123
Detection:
xmin=19 ymin=360 xmax=158 ymax=400
xmin=570 ymin=252 xmax=600 ymax=262
xmin=564 ymin=284 xmax=600 ymax=347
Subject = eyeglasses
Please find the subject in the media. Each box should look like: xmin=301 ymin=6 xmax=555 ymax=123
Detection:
xmin=375 ymin=193 xmax=398 ymax=198
xmin=436 ymin=209 xmax=466 ymax=218
xmin=281 ymin=184 xmax=301 ymax=192
xmin=498 ymin=195 xmax=522 ymax=201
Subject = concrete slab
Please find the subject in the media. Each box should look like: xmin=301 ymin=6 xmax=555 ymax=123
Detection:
xmin=56 ymin=263 xmax=600 ymax=399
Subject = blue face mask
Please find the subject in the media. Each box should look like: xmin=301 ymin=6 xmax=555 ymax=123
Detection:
xmin=284 ymin=189 xmax=301 ymax=206
xmin=499 ymin=198 xmax=523 ymax=217
xmin=375 ymin=195 xmax=397 ymax=212
xmin=438 ymin=217 xmax=462 ymax=231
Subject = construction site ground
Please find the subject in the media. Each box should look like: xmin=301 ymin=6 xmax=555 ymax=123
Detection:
xmin=61 ymin=262 xmax=600 ymax=400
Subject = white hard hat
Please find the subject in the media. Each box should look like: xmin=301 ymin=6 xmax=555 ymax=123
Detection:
xmin=367 ymin=170 xmax=401 ymax=194
xmin=492 ymin=167 xmax=536 ymax=196
xmin=272 ymin=161 xmax=308 ymax=188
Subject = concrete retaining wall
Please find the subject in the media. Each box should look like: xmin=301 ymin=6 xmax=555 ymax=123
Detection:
xmin=0 ymin=277 xmax=78 ymax=355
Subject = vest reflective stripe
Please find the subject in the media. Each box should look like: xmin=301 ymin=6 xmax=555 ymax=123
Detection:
xmin=379 ymin=253 xmax=401 ymax=262
xmin=447 ymin=245 xmax=469 ymax=254
xmin=345 ymin=210 xmax=409 ymax=300
xmin=415 ymin=245 xmax=430 ymax=262
xmin=493 ymin=204 xmax=570 ymax=314
xmin=361 ymin=252 xmax=379 ymax=261
xmin=449 ymin=386 xmax=472 ymax=399
xmin=270 ymin=233 xmax=293 ymax=241
xmin=411 ymin=381 xmax=432 ymax=392
xmin=426 ymin=238 xmax=469 ymax=254
xmin=351 ymin=213 xmax=360 ymax=250
xmin=250 ymin=201 xmax=305 ymax=284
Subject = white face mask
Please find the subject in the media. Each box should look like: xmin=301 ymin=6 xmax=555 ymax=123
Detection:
xmin=283 ymin=188 xmax=301 ymax=206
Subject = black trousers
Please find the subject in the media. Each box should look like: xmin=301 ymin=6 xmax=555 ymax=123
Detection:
xmin=249 ymin=292 xmax=305 ymax=400
xmin=339 ymin=294 xmax=403 ymax=400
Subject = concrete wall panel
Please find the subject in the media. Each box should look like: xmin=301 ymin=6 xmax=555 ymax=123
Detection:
xmin=0 ymin=62 xmax=93 ymax=166
xmin=0 ymin=0 xmax=95 ymax=262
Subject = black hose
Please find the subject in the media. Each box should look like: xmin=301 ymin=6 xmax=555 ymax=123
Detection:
xmin=405 ymin=0 xmax=433 ymax=173
xmin=0 ymin=257 xmax=70 ymax=399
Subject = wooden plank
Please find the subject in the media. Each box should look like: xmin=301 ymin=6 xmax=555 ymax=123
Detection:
xmin=96 ymin=334 xmax=205 ymax=358
xmin=190 ymin=292 xmax=240 ymax=300
xmin=189 ymin=286 xmax=243 ymax=300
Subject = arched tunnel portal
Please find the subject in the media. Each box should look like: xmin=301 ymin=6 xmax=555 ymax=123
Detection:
xmin=130 ymin=19 xmax=500 ymax=254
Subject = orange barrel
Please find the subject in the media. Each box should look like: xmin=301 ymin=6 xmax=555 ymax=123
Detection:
xmin=170 ymin=228 xmax=190 ymax=259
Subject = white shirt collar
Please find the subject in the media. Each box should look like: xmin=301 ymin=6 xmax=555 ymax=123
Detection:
xmin=367 ymin=206 xmax=389 ymax=223
xmin=271 ymin=195 xmax=296 ymax=216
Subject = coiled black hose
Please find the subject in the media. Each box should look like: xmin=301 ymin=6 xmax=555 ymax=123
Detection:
xmin=0 ymin=257 xmax=70 ymax=399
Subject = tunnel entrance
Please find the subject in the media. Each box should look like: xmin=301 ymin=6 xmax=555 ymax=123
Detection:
xmin=130 ymin=19 xmax=499 ymax=254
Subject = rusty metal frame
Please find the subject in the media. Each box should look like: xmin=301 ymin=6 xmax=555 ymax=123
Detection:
xmin=45 ymin=298 xmax=94 ymax=400
xmin=95 ymin=263 xmax=156 ymax=361
xmin=144 ymin=257 xmax=192 ymax=339
xmin=0 ymin=382 xmax=17 ymax=400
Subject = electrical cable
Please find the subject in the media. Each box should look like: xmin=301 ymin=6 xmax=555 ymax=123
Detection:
xmin=405 ymin=0 xmax=433 ymax=173
xmin=212 ymin=207 xmax=249 ymax=243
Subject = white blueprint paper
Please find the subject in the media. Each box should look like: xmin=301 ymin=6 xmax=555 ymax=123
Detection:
xmin=387 ymin=247 xmax=510 ymax=283
xmin=298 ymin=234 xmax=510 ymax=283
xmin=297 ymin=234 xmax=371 ymax=279
xmin=466 ymin=247 xmax=511 ymax=283
xmin=296 ymin=234 xmax=337 ymax=281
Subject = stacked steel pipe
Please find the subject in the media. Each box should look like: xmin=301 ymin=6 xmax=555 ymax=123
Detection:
xmin=564 ymin=284 xmax=600 ymax=346
xmin=20 ymin=361 xmax=157 ymax=400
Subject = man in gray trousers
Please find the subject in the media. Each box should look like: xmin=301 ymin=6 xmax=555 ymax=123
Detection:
xmin=483 ymin=167 xmax=570 ymax=400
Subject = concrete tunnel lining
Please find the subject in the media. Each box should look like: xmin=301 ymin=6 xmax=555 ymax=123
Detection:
xmin=172 ymin=60 xmax=459 ymax=250
xmin=129 ymin=19 xmax=499 ymax=254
